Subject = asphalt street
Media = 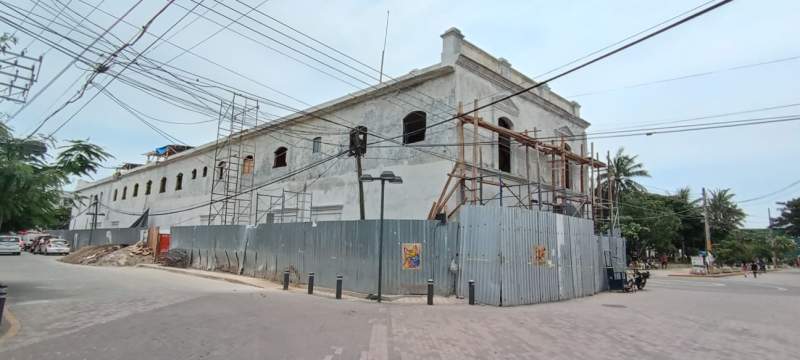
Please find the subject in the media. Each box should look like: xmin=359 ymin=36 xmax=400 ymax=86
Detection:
xmin=2 ymin=253 xmax=799 ymax=359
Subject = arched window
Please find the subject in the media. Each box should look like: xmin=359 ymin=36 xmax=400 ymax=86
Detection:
xmin=498 ymin=117 xmax=513 ymax=173
xmin=113 ymin=189 xmax=118 ymax=201
xmin=312 ymin=137 xmax=322 ymax=153
xmin=175 ymin=173 xmax=183 ymax=191
xmin=563 ymin=144 xmax=572 ymax=189
xmin=159 ymin=177 xmax=167 ymax=193
xmin=202 ymin=166 xmax=208 ymax=177
xmin=122 ymin=186 xmax=127 ymax=200
xmin=243 ymin=155 xmax=255 ymax=175
xmin=191 ymin=169 xmax=197 ymax=179
xmin=273 ymin=147 xmax=287 ymax=168
xmin=217 ymin=161 xmax=226 ymax=180
xmin=133 ymin=183 xmax=139 ymax=197
xmin=145 ymin=180 xmax=152 ymax=195
xmin=402 ymin=111 xmax=427 ymax=144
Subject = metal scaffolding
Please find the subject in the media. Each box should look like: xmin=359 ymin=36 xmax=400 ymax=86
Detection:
xmin=255 ymin=189 xmax=313 ymax=224
xmin=208 ymin=93 xmax=259 ymax=225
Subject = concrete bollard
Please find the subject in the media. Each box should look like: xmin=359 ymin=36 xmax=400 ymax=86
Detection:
xmin=0 ymin=284 xmax=7 ymax=325
xmin=283 ymin=270 xmax=290 ymax=290
xmin=308 ymin=273 xmax=315 ymax=294
xmin=468 ymin=280 xmax=475 ymax=305
xmin=336 ymin=275 xmax=343 ymax=299
xmin=427 ymin=279 xmax=434 ymax=305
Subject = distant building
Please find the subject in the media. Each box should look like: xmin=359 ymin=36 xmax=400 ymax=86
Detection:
xmin=70 ymin=28 xmax=596 ymax=230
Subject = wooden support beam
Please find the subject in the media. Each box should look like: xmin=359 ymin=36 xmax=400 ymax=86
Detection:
xmin=471 ymin=99 xmax=479 ymax=204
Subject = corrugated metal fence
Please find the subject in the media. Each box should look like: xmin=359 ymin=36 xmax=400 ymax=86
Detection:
xmin=458 ymin=206 xmax=625 ymax=306
xmin=47 ymin=228 xmax=147 ymax=250
xmin=171 ymin=220 xmax=460 ymax=296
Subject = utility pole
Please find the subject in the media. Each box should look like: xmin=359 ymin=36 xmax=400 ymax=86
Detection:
xmin=702 ymin=188 xmax=712 ymax=254
xmin=350 ymin=126 xmax=368 ymax=220
xmin=768 ymin=208 xmax=776 ymax=267
xmin=356 ymin=153 xmax=366 ymax=220
xmin=87 ymin=196 xmax=104 ymax=246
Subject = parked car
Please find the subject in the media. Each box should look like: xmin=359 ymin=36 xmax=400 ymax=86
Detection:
xmin=42 ymin=238 xmax=70 ymax=255
xmin=0 ymin=235 xmax=22 ymax=255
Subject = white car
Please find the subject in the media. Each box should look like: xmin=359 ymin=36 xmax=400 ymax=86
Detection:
xmin=43 ymin=238 xmax=70 ymax=255
xmin=0 ymin=235 xmax=22 ymax=255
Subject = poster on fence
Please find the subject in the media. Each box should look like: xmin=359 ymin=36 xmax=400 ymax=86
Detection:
xmin=533 ymin=245 xmax=550 ymax=266
xmin=401 ymin=243 xmax=422 ymax=270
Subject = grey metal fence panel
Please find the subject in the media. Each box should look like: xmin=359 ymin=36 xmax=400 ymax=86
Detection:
xmin=458 ymin=206 xmax=502 ymax=306
xmin=170 ymin=220 xmax=457 ymax=296
xmin=457 ymin=205 xmax=620 ymax=306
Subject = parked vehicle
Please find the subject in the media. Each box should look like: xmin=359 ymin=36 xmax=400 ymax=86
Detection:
xmin=42 ymin=238 xmax=70 ymax=255
xmin=0 ymin=235 xmax=22 ymax=255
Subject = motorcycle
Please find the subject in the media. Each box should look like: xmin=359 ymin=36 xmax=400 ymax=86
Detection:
xmin=623 ymin=269 xmax=650 ymax=292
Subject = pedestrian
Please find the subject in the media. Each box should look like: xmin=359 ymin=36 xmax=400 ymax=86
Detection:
xmin=741 ymin=263 xmax=748 ymax=277
xmin=758 ymin=258 xmax=766 ymax=274
xmin=750 ymin=262 xmax=758 ymax=278
xmin=660 ymin=254 xmax=668 ymax=270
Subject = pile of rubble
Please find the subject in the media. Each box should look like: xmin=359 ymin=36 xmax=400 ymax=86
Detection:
xmin=60 ymin=241 xmax=154 ymax=267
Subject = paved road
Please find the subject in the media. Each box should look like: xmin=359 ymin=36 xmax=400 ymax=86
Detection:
xmin=2 ymin=253 xmax=799 ymax=359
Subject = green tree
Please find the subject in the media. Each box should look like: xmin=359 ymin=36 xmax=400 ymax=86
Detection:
xmin=618 ymin=191 xmax=680 ymax=259
xmin=0 ymin=122 xmax=111 ymax=231
xmin=598 ymin=147 xmax=651 ymax=195
xmin=664 ymin=187 xmax=705 ymax=256
xmin=707 ymin=189 xmax=746 ymax=240
xmin=773 ymin=198 xmax=800 ymax=237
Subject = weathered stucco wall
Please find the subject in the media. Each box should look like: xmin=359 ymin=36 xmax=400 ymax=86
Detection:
xmin=70 ymin=27 xmax=592 ymax=230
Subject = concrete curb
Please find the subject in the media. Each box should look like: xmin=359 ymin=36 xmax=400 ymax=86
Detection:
xmin=135 ymin=264 xmax=462 ymax=305
xmin=0 ymin=306 xmax=20 ymax=344
xmin=668 ymin=270 xmax=780 ymax=278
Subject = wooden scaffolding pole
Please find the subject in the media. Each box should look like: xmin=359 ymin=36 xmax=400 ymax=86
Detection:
xmin=590 ymin=143 xmax=595 ymax=221
xmin=471 ymin=99 xmax=479 ymax=204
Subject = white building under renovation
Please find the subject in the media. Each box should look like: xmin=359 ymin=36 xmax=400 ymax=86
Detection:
xmin=70 ymin=28 xmax=606 ymax=230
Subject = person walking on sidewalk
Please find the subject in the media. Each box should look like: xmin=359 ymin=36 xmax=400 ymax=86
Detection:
xmin=750 ymin=262 xmax=759 ymax=278
xmin=660 ymin=254 xmax=669 ymax=270
xmin=742 ymin=263 xmax=748 ymax=277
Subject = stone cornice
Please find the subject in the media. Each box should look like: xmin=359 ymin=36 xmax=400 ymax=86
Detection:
xmin=455 ymin=55 xmax=590 ymax=128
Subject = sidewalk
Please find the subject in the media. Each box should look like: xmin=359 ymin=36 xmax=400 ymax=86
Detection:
xmin=136 ymin=264 xmax=463 ymax=305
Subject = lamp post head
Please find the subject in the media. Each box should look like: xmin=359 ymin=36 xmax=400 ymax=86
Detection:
xmin=360 ymin=174 xmax=375 ymax=182
xmin=379 ymin=171 xmax=402 ymax=183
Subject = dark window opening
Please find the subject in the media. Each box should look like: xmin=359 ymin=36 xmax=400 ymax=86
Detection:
xmin=402 ymin=111 xmax=427 ymax=144
xmin=133 ymin=183 xmax=139 ymax=197
xmin=175 ymin=173 xmax=183 ymax=191
xmin=191 ymin=169 xmax=197 ymax=179
xmin=145 ymin=180 xmax=152 ymax=195
xmin=312 ymin=137 xmax=322 ymax=153
xmin=202 ymin=166 xmax=208 ymax=177
xmin=159 ymin=177 xmax=167 ymax=193
xmin=243 ymin=155 xmax=254 ymax=175
xmin=498 ymin=117 xmax=513 ymax=173
xmin=121 ymin=186 xmax=127 ymax=200
xmin=217 ymin=161 xmax=225 ymax=180
xmin=273 ymin=147 xmax=287 ymax=168
xmin=113 ymin=189 xmax=118 ymax=201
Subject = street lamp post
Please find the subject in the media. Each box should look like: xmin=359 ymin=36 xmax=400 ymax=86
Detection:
xmin=360 ymin=171 xmax=403 ymax=303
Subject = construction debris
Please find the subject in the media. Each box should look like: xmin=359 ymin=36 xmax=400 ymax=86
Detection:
xmin=60 ymin=241 xmax=154 ymax=267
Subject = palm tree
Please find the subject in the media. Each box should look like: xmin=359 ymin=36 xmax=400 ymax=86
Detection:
xmin=598 ymin=147 xmax=651 ymax=196
xmin=707 ymin=188 xmax=746 ymax=239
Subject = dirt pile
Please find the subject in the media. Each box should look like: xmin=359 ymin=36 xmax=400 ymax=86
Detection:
xmin=61 ymin=245 xmax=122 ymax=265
xmin=60 ymin=241 xmax=154 ymax=267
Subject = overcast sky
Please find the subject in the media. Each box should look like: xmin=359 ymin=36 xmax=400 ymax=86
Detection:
xmin=3 ymin=0 xmax=799 ymax=227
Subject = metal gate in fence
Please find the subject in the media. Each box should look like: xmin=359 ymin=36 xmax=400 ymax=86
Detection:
xmin=458 ymin=205 xmax=624 ymax=306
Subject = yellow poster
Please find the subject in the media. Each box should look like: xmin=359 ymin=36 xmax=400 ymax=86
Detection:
xmin=401 ymin=243 xmax=422 ymax=270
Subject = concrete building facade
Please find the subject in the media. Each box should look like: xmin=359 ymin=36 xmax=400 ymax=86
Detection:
xmin=70 ymin=28 xmax=592 ymax=230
